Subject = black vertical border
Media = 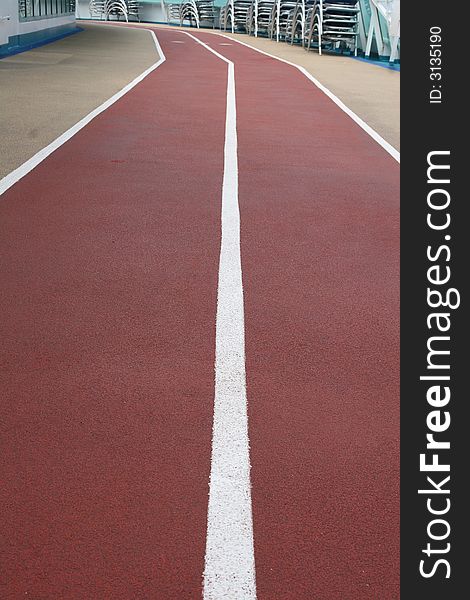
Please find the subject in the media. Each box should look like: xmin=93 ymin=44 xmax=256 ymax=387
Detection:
xmin=401 ymin=2 xmax=466 ymax=598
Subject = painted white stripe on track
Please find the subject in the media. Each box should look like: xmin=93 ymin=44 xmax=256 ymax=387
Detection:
xmin=0 ymin=28 xmax=166 ymax=196
xmin=179 ymin=31 xmax=257 ymax=600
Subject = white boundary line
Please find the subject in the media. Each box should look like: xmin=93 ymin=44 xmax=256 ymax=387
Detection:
xmin=179 ymin=29 xmax=400 ymax=163
xmin=180 ymin=31 xmax=257 ymax=600
xmin=0 ymin=28 xmax=166 ymax=197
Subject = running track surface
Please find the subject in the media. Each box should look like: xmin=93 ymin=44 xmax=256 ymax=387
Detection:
xmin=0 ymin=27 xmax=399 ymax=599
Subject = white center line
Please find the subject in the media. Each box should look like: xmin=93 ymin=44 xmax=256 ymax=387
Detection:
xmin=180 ymin=32 xmax=257 ymax=600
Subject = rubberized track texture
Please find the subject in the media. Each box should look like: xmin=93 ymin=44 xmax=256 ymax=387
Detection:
xmin=0 ymin=27 xmax=399 ymax=600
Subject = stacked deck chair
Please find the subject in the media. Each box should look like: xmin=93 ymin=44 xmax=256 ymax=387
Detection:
xmin=181 ymin=0 xmax=200 ymax=26
xmin=305 ymin=0 xmax=359 ymax=54
xmin=219 ymin=3 xmax=227 ymax=28
xmin=127 ymin=0 xmax=140 ymax=20
xmin=246 ymin=1 xmax=255 ymax=34
xmin=286 ymin=0 xmax=306 ymax=44
xmin=88 ymin=0 xmax=140 ymax=21
xmin=167 ymin=2 xmax=182 ymax=23
xmin=268 ymin=0 xmax=298 ymax=41
xmin=234 ymin=0 xmax=252 ymax=31
xmin=196 ymin=0 xmax=216 ymax=27
xmin=246 ymin=0 xmax=276 ymax=37
xmin=89 ymin=0 xmax=106 ymax=18
xmin=221 ymin=0 xmax=252 ymax=32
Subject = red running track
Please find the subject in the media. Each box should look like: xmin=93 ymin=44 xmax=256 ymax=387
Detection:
xmin=190 ymin=32 xmax=400 ymax=600
xmin=0 ymin=26 xmax=399 ymax=599
xmin=0 ymin=31 xmax=227 ymax=598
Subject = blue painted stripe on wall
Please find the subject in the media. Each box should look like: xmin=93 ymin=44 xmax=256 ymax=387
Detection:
xmin=0 ymin=24 xmax=82 ymax=58
xmin=353 ymin=55 xmax=400 ymax=70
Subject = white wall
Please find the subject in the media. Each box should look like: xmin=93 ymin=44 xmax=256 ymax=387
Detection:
xmin=1 ymin=1 xmax=76 ymax=47
xmin=0 ymin=0 xmax=18 ymax=44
